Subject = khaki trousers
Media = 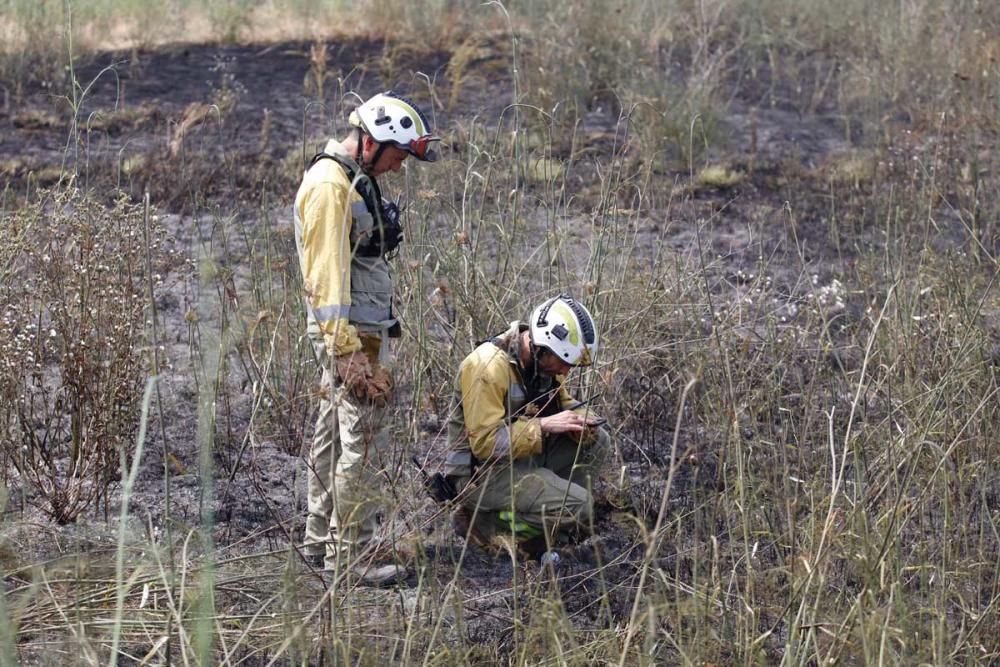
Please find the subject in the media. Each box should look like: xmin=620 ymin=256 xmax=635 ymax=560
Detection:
xmin=304 ymin=334 xmax=390 ymax=568
xmin=458 ymin=429 xmax=610 ymax=540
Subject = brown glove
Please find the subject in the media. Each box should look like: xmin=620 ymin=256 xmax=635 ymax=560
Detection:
xmin=574 ymin=410 xmax=608 ymax=447
xmin=335 ymin=350 xmax=373 ymax=399
xmin=576 ymin=427 xmax=600 ymax=446
xmin=366 ymin=365 xmax=393 ymax=406
xmin=575 ymin=414 xmax=606 ymax=446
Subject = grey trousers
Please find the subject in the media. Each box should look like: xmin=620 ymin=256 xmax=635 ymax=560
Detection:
xmin=457 ymin=429 xmax=610 ymax=540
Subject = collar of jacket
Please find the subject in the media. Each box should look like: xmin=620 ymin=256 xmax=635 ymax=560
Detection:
xmin=323 ymin=138 xmax=350 ymax=159
xmin=322 ymin=138 xmax=367 ymax=177
xmin=496 ymin=321 xmax=528 ymax=366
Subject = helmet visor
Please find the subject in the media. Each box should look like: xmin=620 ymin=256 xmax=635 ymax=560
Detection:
xmin=406 ymin=135 xmax=439 ymax=161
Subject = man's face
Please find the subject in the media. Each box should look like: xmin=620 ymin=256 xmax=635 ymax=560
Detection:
xmin=362 ymin=137 xmax=409 ymax=176
xmin=536 ymin=349 xmax=573 ymax=377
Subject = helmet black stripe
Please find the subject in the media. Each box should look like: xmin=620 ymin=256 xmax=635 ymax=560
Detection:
xmin=552 ymin=294 xmax=595 ymax=344
xmin=567 ymin=299 xmax=595 ymax=344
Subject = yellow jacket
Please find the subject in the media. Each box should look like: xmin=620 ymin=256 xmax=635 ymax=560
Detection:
xmin=294 ymin=140 xmax=397 ymax=356
xmin=447 ymin=322 xmax=582 ymax=463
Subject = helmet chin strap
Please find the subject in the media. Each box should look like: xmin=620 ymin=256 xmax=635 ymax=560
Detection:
xmin=527 ymin=340 xmax=547 ymax=381
xmin=369 ymin=142 xmax=389 ymax=171
xmin=358 ymin=131 xmax=389 ymax=174
xmin=353 ymin=128 xmax=365 ymax=164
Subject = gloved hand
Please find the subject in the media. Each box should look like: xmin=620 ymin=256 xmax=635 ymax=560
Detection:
xmin=367 ymin=365 xmax=393 ymax=407
xmin=335 ymin=350 xmax=373 ymax=399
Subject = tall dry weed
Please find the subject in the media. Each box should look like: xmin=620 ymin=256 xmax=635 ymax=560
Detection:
xmin=0 ymin=189 xmax=181 ymax=523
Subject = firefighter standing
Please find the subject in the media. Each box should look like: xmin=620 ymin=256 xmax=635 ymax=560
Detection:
xmin=294 ymin=92 xmax=439 ymax=585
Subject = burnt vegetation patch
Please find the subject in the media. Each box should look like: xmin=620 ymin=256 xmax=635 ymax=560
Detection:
xmin=1 ymin=1 xmax=999 ymax=664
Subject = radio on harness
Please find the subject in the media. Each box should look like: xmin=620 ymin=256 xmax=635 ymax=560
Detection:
xmin=308 ymin=151 xmax=403 ymax=258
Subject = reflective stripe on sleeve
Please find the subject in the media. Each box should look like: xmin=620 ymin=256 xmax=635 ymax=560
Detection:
xmin=312 ymin=303 xmax=351 ymax=321
xmin=493 ymin=424 xmax=512 ymax=459
xmin=348 ymin=304 xmax=393 ymax=323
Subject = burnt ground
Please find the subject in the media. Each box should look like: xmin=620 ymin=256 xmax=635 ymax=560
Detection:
xmin=2 ymin=36 xmax=998 ymax=663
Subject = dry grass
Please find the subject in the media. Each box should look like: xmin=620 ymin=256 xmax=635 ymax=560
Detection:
xmin=1 ymin=0 xmax=999 ymax=664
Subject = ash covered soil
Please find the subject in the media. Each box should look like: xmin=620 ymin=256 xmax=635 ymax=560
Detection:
xmin=2 ymin=36 xmax=996 ymax=660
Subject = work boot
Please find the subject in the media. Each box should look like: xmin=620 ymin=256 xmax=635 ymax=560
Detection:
xmin=349 ymin=562 xmax=407 ymax=587
xmin=330 ymin=539 xmax=410 ymax=587
xmin=320 ymin=561 xmax=406 ymax=587
xmin=452 ymin=506 xmax=489 ymax=548
xmin=320 ymin=550 xmax=408 ymax=585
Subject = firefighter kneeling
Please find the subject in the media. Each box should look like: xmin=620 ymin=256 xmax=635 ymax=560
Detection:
xmin=441 ymin=294 xmax=610 ymax=560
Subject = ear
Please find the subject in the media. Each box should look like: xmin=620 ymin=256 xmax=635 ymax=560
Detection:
xmin=361 ymin=134 xmax=376 ymax=152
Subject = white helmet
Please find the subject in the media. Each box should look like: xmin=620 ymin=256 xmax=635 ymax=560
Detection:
xmin=349 ymin=91 xmax=440 ymax=162
xmin=529 ymin=294 xmax=598 ymax=366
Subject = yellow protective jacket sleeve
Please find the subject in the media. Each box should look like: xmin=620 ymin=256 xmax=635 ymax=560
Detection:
xmin=459 ymin=348 xmax=542 ymax=461
xmin=297 ymin=174 xmax=362 ymax=356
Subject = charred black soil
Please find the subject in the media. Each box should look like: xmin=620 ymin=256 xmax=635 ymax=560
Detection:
xmin=2 ymin=33 xmax=998 ymax=664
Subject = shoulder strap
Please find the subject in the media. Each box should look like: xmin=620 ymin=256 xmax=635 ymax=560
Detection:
xmin=308 ymin=152 xmax=384 ymax=223
xmin=478 ymin=330 xmax=562 ymax=415
xmin=475 ymin=334 xmax=505 ymax=348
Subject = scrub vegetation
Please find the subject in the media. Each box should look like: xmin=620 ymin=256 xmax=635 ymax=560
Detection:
xmin=1 ymin=0 xmax=999 ymax=664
